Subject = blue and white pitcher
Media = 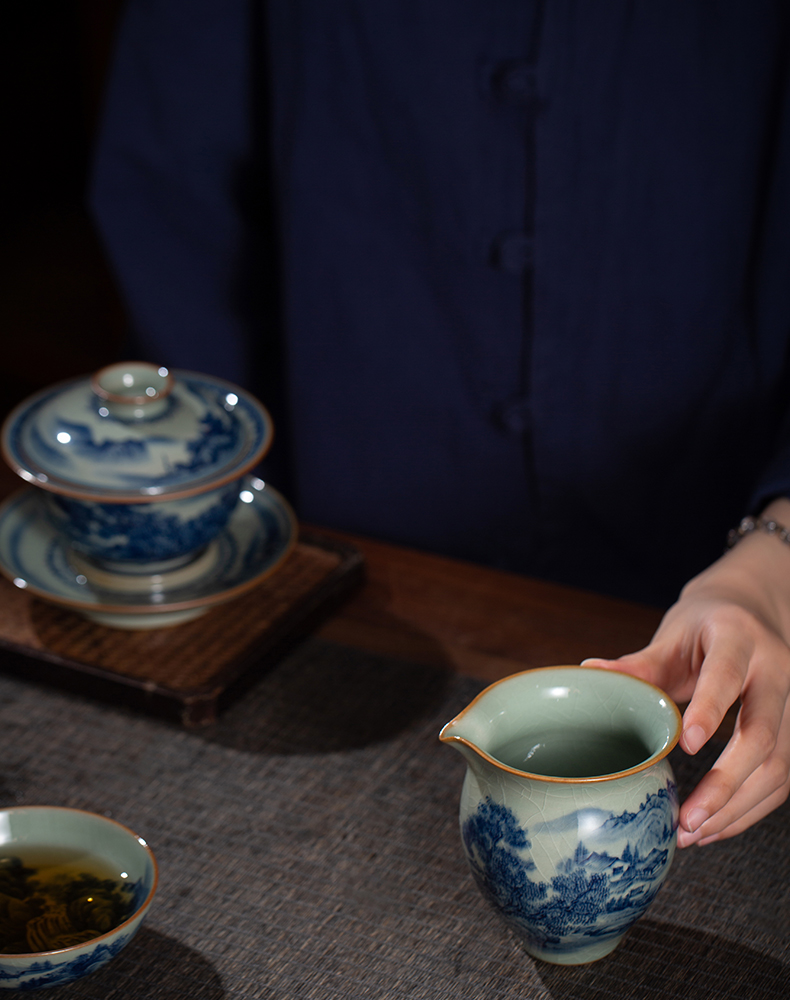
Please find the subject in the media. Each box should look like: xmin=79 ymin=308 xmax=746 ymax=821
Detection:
xmin=440 ymin=665 xmax=682 ymax=965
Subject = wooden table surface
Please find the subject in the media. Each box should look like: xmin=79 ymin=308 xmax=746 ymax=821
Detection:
xmin=0 ymin=455 xmax=665 ymax=686
xmin=312 ymin=525 xmax=665 ymax=682
xmin=3 ymin=459 xmax=721 ymax=732
xmin=312 ymin=529 xmax=749 ymax=743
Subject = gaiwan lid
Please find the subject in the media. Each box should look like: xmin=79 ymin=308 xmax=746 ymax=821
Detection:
xmin=1 ymin=362 xmax=274 ymax=502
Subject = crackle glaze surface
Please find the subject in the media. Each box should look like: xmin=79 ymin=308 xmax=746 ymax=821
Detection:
xmin=441 ymin=667 xmax=682 ymax=965
xmin=459 ymin=760 xmax=678 ymax=964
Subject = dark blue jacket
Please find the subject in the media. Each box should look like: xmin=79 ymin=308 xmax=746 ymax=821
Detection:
xmin=92 ymin=1 xmax=790 ymax=606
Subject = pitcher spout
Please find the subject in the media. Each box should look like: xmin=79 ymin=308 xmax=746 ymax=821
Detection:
xmin=439 ymin=672 xmax=529 ymax=780
xmin=439 ymin=709 xmax=499 ymax=781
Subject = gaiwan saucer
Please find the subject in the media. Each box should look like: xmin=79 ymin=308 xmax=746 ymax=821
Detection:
xmin=0 ymin=477 xmax=297 ymax=629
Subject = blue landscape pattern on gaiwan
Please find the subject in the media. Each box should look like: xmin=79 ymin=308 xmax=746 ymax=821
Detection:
xmin=48 ymin=400 xmax=242 ymax=488
xmin=6 ymin=374 xmax=272 ymax=495
xmin=47 ymin=481 xmax=240 ymax=562
xmin=462 ymin=783 xmax=678 ymax=954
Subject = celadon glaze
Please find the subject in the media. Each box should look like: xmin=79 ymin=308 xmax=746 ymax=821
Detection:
xmin=0 ymin=806 xmax=158 ymax=990
xmin=440 ymin=666 xmax=682 ymax=965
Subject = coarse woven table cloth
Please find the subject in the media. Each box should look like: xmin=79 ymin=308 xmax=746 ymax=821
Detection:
xmin=0 ymin=637 xmax=788 ymax=1000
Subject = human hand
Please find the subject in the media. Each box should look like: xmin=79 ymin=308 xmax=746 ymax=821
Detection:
xmin=583 ymin=499 xmax=790 ymax=847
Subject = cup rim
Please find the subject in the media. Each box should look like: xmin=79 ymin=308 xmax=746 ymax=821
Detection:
xmin=439 ymin=664 xmax=683 ymax=784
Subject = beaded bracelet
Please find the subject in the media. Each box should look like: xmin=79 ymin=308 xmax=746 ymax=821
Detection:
xmin=727 ymin=516 xmax=790 ymax=550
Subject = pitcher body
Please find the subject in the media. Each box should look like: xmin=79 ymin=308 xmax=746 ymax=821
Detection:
xmin=440 ymin=666 xmax=682 ymax=965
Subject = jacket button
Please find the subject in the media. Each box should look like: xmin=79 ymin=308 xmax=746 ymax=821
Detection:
xmin=493 ymin=395 xmax=532 ymax=435
xmin=491 ymin=232 xmax=534 ymax=274
xmin=491 ymin=60 xmax=537 ymax=106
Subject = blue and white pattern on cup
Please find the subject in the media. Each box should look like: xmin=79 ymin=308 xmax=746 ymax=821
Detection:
xmin=462 ymin=782 xmax=679 ymax=956
xmin=0 ymin=935 xmax=134 ymax=991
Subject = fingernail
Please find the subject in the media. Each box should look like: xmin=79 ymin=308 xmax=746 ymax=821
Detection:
xmin=581 ymin=658 xmax=608 ymax=667
xmin=682 ymin=724 xmax=707 ymax=755
xmin=685 ymin=807 xmax=709 ymax=833
xmin=677 ymin=829 xmax=698 ymax=848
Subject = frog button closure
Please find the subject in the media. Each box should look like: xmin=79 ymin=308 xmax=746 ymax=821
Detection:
xmin=490 ymin=59 xmax=538 ymax=107
xmin=490 ymin=231 xmax=534 ymax=274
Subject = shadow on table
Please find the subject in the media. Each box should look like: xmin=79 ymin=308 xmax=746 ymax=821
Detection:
xmin=199 ymin=638 xmax=460 ymax=755
xmin=536 ymin=918 xmax=789 ymax=1000
xmin=43 ymin=927 xmax=226 ymax=1000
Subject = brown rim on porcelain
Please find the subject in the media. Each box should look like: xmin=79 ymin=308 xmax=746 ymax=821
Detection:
xmin=439 ymin=664 xmax=682 ymax=784
xmin=90 ymin=361 xmax=175 ymax=405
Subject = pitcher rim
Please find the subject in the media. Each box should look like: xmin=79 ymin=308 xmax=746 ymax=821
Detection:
xmin=439 ymin=664 xmax=683 ymax=784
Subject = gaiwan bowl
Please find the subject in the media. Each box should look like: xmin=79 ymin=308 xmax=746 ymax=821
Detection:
xmin=41 ymin=479 xmax=241 ymax=567
xmin=1 ymin=361 xmax=273 ymax=572
xmin=440 ymin=666 xmax=682 ymax=965
xmin=0 ymin=806 xmax=158 ymax=991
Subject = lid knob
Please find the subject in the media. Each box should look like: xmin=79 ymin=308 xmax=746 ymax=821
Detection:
xmin=91 ymin=362 xmax=174 ymax=419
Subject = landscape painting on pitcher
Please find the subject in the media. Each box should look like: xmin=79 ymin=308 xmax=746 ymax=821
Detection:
xmin=462 ymin=782 xmax=679 ymax=955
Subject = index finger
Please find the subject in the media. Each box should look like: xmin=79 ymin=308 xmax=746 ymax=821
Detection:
xmin=679 ymin=641 xmax=790 ymax=836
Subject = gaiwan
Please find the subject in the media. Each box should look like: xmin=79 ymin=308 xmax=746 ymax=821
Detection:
xmin=0 ymin=362 xmax=297 ymax=628
xmin=440 ymin=665 xmax=682 ymax=965
xmin=2 ymin=362 xmax=273 ymax=566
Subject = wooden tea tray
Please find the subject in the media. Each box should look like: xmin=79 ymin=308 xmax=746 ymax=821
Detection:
xmin=0 ymin=531 xmax=363 ymax=726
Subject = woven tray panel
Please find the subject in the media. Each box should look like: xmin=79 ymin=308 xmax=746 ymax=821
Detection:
xmin=0 ymin=531 xmax=363 ymax=724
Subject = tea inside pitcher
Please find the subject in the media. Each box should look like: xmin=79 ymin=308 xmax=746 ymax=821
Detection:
xmin=491 ymin=726 xmax=652 ymax=778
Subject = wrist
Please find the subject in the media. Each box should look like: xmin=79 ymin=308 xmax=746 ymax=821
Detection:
xmin=684 ymin=497 xmax=790 ymax=641
xmin=759 ymin=496 xmax=790 ymax=528
xmin=727 ymin=498 xmax=790 ymax=550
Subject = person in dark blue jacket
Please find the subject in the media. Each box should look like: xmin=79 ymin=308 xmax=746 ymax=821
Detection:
xmin=91 ymin=1 xmax=790 ymax=847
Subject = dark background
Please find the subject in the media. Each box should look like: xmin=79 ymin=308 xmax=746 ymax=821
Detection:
xmin=0 ymin=1 xmax=127 ymax=416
